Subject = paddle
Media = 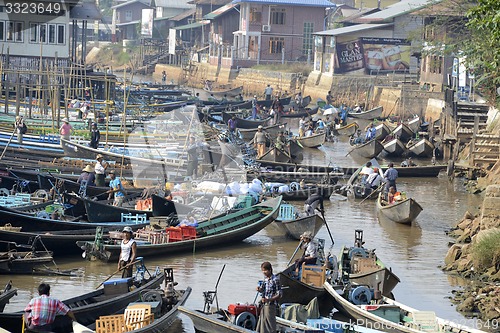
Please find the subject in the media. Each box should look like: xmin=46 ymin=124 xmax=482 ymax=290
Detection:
xmin=358 ymin=183 xmax=385 ymax=205
xmin=319 ymin=208 xmax=334 ymax=245
xmin=286 ymin=240 xmax=304 ymax=267
xmin=95 ymin=259 xmax=141 ymax=289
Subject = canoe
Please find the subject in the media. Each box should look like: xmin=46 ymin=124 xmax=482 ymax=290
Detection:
xmin=348 ymin=139 xmax=384 ymax=159
xmin=334 ymin=122 xmax=358 ymax=136
xmin=391 ymin=123 xmax=414 ymax=142
xmin=0 ymin=266 xmax=165 ymax=333
xmin=407 ymin=138 xmax=434 ymax=157
xmin=280 ymin=185 xmax=337 ymax=201
xmin=374 ymin=122 xmax=390 ymax=140
xmin=346 ymin=159 xmax=384 ymax=199
xmin=0 ymin=281 xmax=17 ymax=312
xmin=222 ymin=112 xmax=271 ymax=129
xmin=0 ymin=205 xmax=150 ymax=232
xmin=203 ymin=85 xmax=243 ymax=98
xmin=382 ymin=137 xmax=407 ymax=156
xmin=406 ymin=115 xmax=421 ymax=133
xmin=0 ymin=250 xmax=54 ymax=274
xmin=324 ymin=282 xmax=484 ymax=333
xmin=83 ymin=194 xmax=155 ymax=223
xmin=270 ymin=203 xmax=324 ymax=240
xmin=238 ymin=123 xmax=286 ymax=141
xmin=348 ymin=106 xmax=383 ymax=120
xmin=79 ymin=196 xmax=282 ymax=262
xmin=376 ymin=193 xmax=423 ymax=224
xmin=281 ymin=107 xmax=319 ymax=119
xmin=381 ymin=164 xmax=446 ymax=177
xmin=294 ymin=132 xmax=326 ymax=148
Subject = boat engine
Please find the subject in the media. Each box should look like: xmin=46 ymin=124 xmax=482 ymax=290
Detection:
xmin=162 ymin=282 xmax=178 ymax=312
xmin=227 ymin=303 xmax=257 ymax=330
xmin=349 ymin=286 xmax=373 ymax=305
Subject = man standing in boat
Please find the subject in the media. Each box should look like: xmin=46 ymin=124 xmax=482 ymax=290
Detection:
xmin=59 ymin=118 xmax=72 ymax=146
xmin=256 ymin=261 xmax=281 ymax=333
xmin=251 ymin=95 xmax=258 ymax=120
xmin=304 ymin=190 xmax=324 ymax=216
xmin=24 ymin=283 xmax=77 ymax=332
xmin=94 ymin=154 xmax=109 ymax=187
xmin=119 ymin=226 xmax=137 ymax=278
xmin=383 ymin=162 xmax=398 ymax=192
xmin=107 ymin=170 xmax=125 ymax=207
xmin=264 ymin=84 xmax=273 ymax=101
xmin=253 ymin=126 xmax=267 ymax=159
xmin=228 ymin=116 xmax=238 ymax=139
xmin=89 ymin=123 xmax=100 ymax=149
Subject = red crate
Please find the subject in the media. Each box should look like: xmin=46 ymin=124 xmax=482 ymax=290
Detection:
xmin=228 ymin=303 xmax=257 ymax=316
xmin=180 ymin=226 xmax=197 ymax=240
xmin=166 ymin=227 xmax=182 ymax=242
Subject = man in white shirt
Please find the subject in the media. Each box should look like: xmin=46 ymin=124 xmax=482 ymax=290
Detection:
xmin=366 ymin=167 xmax=383 ymax=189
xmin=264 ymin=84 xmax=273 ymax=100
xmin=359 ymin=161 xmax=374 ymax=185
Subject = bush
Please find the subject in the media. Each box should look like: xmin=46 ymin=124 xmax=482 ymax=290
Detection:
xmin=470 ymin=229 xmax=500 ymax=271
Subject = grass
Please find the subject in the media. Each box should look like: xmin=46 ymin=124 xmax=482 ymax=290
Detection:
xmin=470 ymin=229 xmax=500 ymax=271
xmin=251 ymin=63 xmax=313 ymax=76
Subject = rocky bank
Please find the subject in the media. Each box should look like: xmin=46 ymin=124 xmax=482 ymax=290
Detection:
xmin=443 ymin=185 xmax=500 ymax=321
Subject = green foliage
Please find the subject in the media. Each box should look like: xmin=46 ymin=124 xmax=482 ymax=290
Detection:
xmin=470 ymin=229 xmax=500 ymax=271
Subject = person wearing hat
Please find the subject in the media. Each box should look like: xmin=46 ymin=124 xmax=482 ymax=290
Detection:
xmin=59 ymin=117 xmax=73 ymax=145
xmin=304 ymin=189 xmax=324 ymax=216
xmin=118 ymin=226 xmax=137 ymax=278
xmin=94 ymin=154 xmax=109 ymax=187
xmin=15 ymin=115 xmax=26 ymax=144
xmin=253 ymin=125 xmax=266 ymax=159
xmin=107 ymin=170 xmax=125 ymax=207
xmin=89 ymin=123 xmax=100 ymax=149
xmin=293 ymin=231 xmax=318 ymax=276
xmin=77 ymin=165 xmax=96 ymax=187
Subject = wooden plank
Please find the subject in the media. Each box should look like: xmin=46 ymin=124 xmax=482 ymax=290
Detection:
xmin=205 ymin=212 xmax=262 ymax=235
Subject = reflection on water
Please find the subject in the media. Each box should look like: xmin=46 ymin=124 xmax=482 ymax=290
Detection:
xmin=1 ymin=123 xmax=486 ymax=332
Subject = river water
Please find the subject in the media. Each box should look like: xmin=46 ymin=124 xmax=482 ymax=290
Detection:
xmin=1 ymin=119 xmax=486 ymax=332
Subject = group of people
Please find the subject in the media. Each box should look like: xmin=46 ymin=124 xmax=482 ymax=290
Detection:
xmin=298 ymin=116 xmax=325 ymax=138
xmin=358 ymin=161 xmax=400 ymax=203
xmin=351 ymin=123 xmax=377 ymax=145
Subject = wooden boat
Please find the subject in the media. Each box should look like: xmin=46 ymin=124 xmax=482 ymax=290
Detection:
xmin=79 ymin=196 xmax=282 ymax=262
xmin=203 ymin=85 xmax=243 ymax=98
xmin=0 ymin=250 xmax=54 ymax=274
xmin=0 ymin=281 xmax=17 ymax=312
xmin=382 ymin=137 xmax=407 ymax=156
xmin=83 ymin=194 xmax=155 ymax=223
xmin=374 ymin=122 xmax=391 ymax=140
xmin=334 ymin=122 xmax=358 ymax=136
xmin=238 ymin=123 xmax=286 ymax=141
xmin=280 ymin=185 xmax=336 ymax=201
xmin=0 ymin=265 xmax=165 ymax=333
xmin=258 ymin=140 xmax=304 ymax=164
xmin=392 ymin=123 xmax=414 ymax=142
xmin=255 ymin=159 xmax=339 ymax=174
xmin=281 ymin=106 xmax=319 ymax=119
xmin=376 ymin=193 xmax=423 ymax=224
xmin=0 ymin=205 xmax=150 ymax=232
xmin=382 ymin=164 xmax=446 ymax=177
xmin=151 ymin=194 xmax=196 ymax=217
xmin=249 ymin=168 xmax=342 ymax=185
xmin=339 ymin=230 xmax=400 ymax=297
xmin=294 ymin=132 xmax=326 ymax=148
xmin=222 ymin=112 xmax=270 ymax=129
xmin=348 ymin=106 xmax=383 ymax=120
xmin=348 ymin=139 xmax=384 ymax=159
xmin=269 ymin=203 xmax=324 ymax=240
xmin=406 ymin=115 xmax=421 ymax=133
xmin=324 ymin=282 xmax=484 ymax=333
xmin=407 ymin=138 xmax=434 ymax=157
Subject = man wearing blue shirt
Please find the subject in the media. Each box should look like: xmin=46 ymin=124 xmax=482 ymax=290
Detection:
xmin=107 ymin=170 xmax=125 ymax=206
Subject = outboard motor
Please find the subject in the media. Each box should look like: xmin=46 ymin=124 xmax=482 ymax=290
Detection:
xmin=227 ymin=303 xmax=257 ymax=330
xmin=349 ymin=286 xmax=373 ymax=305
xmin=162 ymin=282 xmax=178 ymax=312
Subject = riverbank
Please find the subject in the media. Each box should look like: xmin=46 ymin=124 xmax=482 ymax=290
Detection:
xmin=443 ymin=185 xmax=500 ymax=322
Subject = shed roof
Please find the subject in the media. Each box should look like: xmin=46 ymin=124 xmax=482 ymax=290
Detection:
xmin=355 ymin=0 xmax=443 ymax=23
xmin=315 ymin=23 xmax=393 ymax=36
xmin=231 ymin=0 xmax=334 ymax=7
xmin=111 ymin=0 xmax=151 ymax=10
xmin=204 ymin=3 xmax=239 ymax=19
xmin=175 ymin=20 xmax=210 ymax=30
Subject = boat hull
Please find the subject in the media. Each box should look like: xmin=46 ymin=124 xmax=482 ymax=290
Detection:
xmin=350 ymin=139 xmax=384 ymax=158
xmin=295 ymin=132 xmax=326 ymax=148
xmin=376 ymin=194 xmax=423 ymax=224
xmin=383 ymin=138 xmax=407 ymax=156
xmin=271 ymin=214 xmax=324 ymax=240
xmin=348 ymin=106 xmax=383 ymax=120
xmin=408 ymin=138 xmax=434 ymax=157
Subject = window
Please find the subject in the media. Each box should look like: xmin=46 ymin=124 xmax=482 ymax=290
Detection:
xmin=269 ymin=37 xmax=284 ymax=54
xmin=57 ymin=25 xmax=65 ymax=44
xmin=270 ymin=8 xmax=285 ymax=25
xmin=6 ymin=22 xmax=14 ymax=41
xmin=48 ymin=24 xmax=56 ymax=43
xmin=303 ymin=22 xmax=314 ymax=55
xmin=15 ymin=22 xmax=23 ymax=41
xmin=39 ymin=24 xmax=46 ymax=43
xmin=125 ymin=10 xmax=132 ymax=21
xmin=250 ymin=8 xmax=261 ymax=23
xmin=0 ymin=21 xmax=4 ymax=41
xmin=30 ymin=23 xmax=38 ymax=42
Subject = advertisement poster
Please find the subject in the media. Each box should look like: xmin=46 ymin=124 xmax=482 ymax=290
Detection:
xmin=334 ymin=37 xmax=411 ymax=74
xmin=141 ymin=9 xmax=154 ymax=37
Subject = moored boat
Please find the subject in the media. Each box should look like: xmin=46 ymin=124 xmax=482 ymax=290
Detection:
xmin=391 ymin=123 xmax=414 ymax=142
xmin=407 ymin=138 xmax=434 ymax=157
xmin=334 ymin=122 xmax=358 ymax=136
xmin=348 ymin=106 xmax=383 ymax=120
xmin=238 ymin=123 xmax=286 ymax=141
xmin=382 ymin=137 xmax=407 ymax=156
xmin=222 ymin=112 xmax=270 ymax=129
xmin=269 ymin=203 xmax=324 ymax=240
xmin=0 ymin=281 xmax=17 ymax=312
xmin=348 ymin=139 xmax=384 ymax=159
xmin=294 ymin=132 xmax=326 ymax=148
xmin=376 ymin=193 xmax=423 ymax=224
xmin=0 ymin=250 xmax=54 ymax=274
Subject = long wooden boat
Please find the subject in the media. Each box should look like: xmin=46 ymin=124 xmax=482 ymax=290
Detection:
xmin=222 ymin=112 xmax=271 ymax=129
xmin=0 ymin=228 xmax=106 ymax=255
xmin=348 ymin=139 xmax=384 ymax=159
xmin=281 ymin=106 xmax=319 ymax=119
xmin=0 ymin=281 xmax=17 ymax=312
xmin=324 ymin=282 xmax=484 ymax=333
xmin=346 ymin=162 xmax=384 ymax=200
xmin=348 ymin=106 xmax=383 ymax=120
xmin=392 ymin=123 xmax=414 ymax=142
xmin=0 ymin=268 xmax=165 ymax=333
xmin=0 ymin=250 xmax=54 ymax=274
xmin=79 ymin=196 xmax=282 ymax=262
xmin=382 ymin=164 xmax=446 ymax=177
xmin=374 ymin=122 xmax=391 ymax=140
xmin=407 ymin=138 xmax=434 ymax=157
xmin=376 ymin=193 xmax=423 ymax=224
xmin=203 ymin=85 xmax=243 ymax=98
xmin=203 ymin=101 xmax=252 ymax=113
xmin=83 ymin=194 xmax=154 ymax=222
xmin=270 ymin=204 xmax=324 ymax=240
xmin=406 ymin=115 xmax=421 ymax=133
xmin=334 ymin=122 xmax=358 ymax=136
xmin=280 ymin=185 xmax=336 ymax=201
xmin=294 ymin=132 xmax=326 ymax=148
xmin=238 ymin=123 xmax=286 ymax=141
xmin=382 ymin=137 xmax=407 ymax=156
xmin=151 ymin=194 xmax=196 ymax=217
xmin=0 ymin=205 xmax=150 ymax=232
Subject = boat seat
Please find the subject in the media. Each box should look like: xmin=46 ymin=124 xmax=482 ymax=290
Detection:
xmin=126 ymin=303 xmax=152 ymax=318
xmin=410 ymin=311 xmax=438 ymax=332
xmin=124 ymin=307 xmax=154 ymax=331
xmin=95 ymin=314 xmax=125 ymax=333
xmin=279 ymin=204 xmax=295 ymax=220
xmin=121 ymin=213 xmax=147 ymax=224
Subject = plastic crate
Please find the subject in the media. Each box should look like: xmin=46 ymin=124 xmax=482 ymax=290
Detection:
xmin=166 ymin=227 xmax=182 ymax=242
xmin=180 ymin=226 xmax=197 ymax=240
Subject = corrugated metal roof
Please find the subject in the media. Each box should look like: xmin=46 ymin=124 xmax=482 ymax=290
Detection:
xmin=168 ymin=8 xmax=196 ymax=21
xmin=356 ymin=0 xmax=443 ymax=23
xmin=204 ymin=3 xmax=238 ymax=19
xmin=111 ymin=0 xmax=151 ymax=10
xmin=315 ymin=23 xmax=393 ymax=36
xmin=175 ymin=20 xmax=210 ymax=30
xmin=231 ymin=0 xmax=334 ymax=8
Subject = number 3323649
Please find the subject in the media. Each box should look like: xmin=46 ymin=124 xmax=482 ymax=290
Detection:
xmin=5 ymin=2 xmax=62 ymax=15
